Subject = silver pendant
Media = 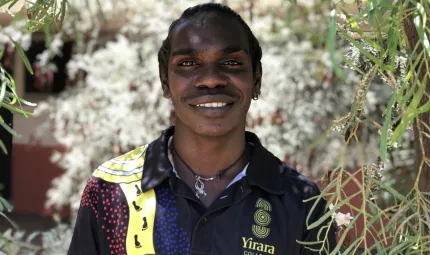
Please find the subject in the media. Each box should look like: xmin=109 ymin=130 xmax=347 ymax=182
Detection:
xmin=194 ymin=176 xmax=207 ymax=198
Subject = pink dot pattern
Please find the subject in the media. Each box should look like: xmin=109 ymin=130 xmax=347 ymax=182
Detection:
xmin=81 ymin=177 xmax=130 ymax=255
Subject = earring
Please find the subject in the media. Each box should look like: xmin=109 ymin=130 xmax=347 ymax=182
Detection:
xmin=252 ymin=95 xmax=259 ymax=100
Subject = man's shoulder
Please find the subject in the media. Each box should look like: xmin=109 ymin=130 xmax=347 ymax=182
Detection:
xmin=91 ymin=144 xmax=149 ymax=184
xmin=278 ymin=162 xmax=321 ymax=200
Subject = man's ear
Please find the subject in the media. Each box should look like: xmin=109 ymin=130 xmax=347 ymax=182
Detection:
xmin=253 ymin=62 xmax=262 ymax=97
xmin=159 ymin=65 xmax=170 ymax=99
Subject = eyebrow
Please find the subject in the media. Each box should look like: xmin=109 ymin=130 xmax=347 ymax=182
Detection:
xmin=170 ymin=45 xmax=249 ymax=57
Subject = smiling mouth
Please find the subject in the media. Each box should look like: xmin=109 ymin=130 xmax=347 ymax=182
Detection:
xmin=192 ymin=102 xmax=231 ymax=108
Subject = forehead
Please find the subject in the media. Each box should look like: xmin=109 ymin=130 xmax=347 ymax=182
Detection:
xmin=170 ymin=14 xmax=249 ymax=54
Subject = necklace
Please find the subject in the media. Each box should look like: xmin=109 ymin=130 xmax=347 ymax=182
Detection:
xmin=170 ymin=142 xmax=247 ymax=199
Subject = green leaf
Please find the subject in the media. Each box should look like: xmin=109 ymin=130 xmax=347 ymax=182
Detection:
xmin=341 ymin=237 xmax=363 ymax=255
xmin=7 ymin=0 xmax=18 ymax=9
xmin=0 ymin=197 xmax=13 ymax=212
xmin=26 ymin=231 xmax=40 ymax=243
xmin=409 ymin=75 xmax=426 ymax=110
xmin=341 ymin=9 xmax=381 ymax=51
xmin=390 ymin=76 xmax=428 ymax=145
xmin=296 ymin=239 xmax=323 ymax=245
xmin=387 ymin=1 xmax=401 ymax=55
xmin=44 ymin=24 xmax=52 ymax=48
xmin=305 ymin=168 xmax=360 ymax=229
xmin=414 ymin=3 xmax=430 ymax=55
xmin=59 ymin=0 xmax=67 ymax=27
xmin=380 ymin=93 xmax=396 ymax=161
xmin=0 ymin=68 xmax=7 ymax=106
xmin=389 ymin=117 xmax=413 ymax=145
xmin=0 ymin=0 xmax=13 ymax=8
xmin=0 ymin=211 xmax=18 ymax=229
xmin=397 ymin=49 xmax=423 ymax=104
xmin=308 ymin=190 xmax=362 ymax=230
xmin=399 ymin=81 xmax=417 ymax=106
xmin=372 ymin=178 xmax=408 ymax=202
xmin=5 ymin=92 xmax=37 ymax=106
xmin=1 ymin=102 xmax=33 ymax=116
xmin=0 ymin=139 xmax=7 ymax=154
xmin=419 ymin=100 xmax=430 ymax=113
xmin=11 ymin=39 xmax=33 ymax=75
xmin=5 ymin=72 xmax=17 ymax=105
xmin=328 ymin=213 xmax=361 ymax=255
xmin=328 ymin=8 xmax=345 ymax=80
xmin=0 ymin=115 xmax=20 ymax=137
xmin=339 ymin=29 xmax=383 ymax=67
xmin=288 ymin=0 xmax=296 ymax=3
xmin=351 ymin=4 xmax=372 ymax=22
xmin=341 ymin=56 xmax=365 ymax=75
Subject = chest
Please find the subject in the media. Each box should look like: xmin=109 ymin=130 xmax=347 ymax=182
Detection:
xmin=95 ymin=183 xmax=308 ymax=255
xmin=152 ymin=187 xmax=307 ymax=255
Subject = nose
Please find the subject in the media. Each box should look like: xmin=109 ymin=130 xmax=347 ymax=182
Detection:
xmin=195 ymin=64 xmax=227 ymax=89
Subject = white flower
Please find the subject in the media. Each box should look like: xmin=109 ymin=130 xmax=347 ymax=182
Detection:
xmin=335 ymin=212 xmax=353 ymax=226
xmin=329 ymin=203 xmax=354 ymax=226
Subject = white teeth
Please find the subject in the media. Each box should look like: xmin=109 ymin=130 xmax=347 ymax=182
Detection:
xmin=196 ymin=102 xmax=228 ymax=108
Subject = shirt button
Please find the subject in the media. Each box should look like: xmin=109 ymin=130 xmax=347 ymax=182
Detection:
xmin=201 ymin=217 xmax=208 ymax=224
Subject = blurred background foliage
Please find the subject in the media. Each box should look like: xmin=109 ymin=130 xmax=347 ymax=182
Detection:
xmin=1 ymin=0 xmax=66 ymax=254
xmin=0 ymin=0 xmax=429 ymax=254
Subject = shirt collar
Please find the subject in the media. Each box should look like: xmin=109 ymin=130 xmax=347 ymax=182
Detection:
xmin=140 ymin=126 xmax=284 ymax=195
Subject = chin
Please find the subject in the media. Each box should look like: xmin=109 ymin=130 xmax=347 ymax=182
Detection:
xmin=192 ymin=124 xmax=233 ymax=137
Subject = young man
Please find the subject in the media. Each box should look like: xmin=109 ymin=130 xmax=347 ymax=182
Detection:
xmin=68 ymin=3 xmax=336 ymax=255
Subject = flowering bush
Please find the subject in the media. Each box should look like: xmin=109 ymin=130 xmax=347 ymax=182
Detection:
xmin=33 ymin=2 xmax=378 ymax=220
xmin=2 ymin=0 xmax=418 ymax=253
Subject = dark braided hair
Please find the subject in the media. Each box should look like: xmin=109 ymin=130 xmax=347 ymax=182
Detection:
xmin=158 ymin=3 xmax=262 ymax=83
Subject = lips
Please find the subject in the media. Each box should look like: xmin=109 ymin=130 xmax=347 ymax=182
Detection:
xmin=188 ymin=95 xmax=236 ymax=106
xmin=187 ymin=95 xmax=236 ymax=118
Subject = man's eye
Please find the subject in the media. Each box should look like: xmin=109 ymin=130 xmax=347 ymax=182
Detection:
xmin=179 ymin=61 xmax=197 ymax=66
xmin=223 ymin=60 xmax=241 ymax=65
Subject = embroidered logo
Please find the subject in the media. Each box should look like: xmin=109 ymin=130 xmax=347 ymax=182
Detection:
xmin=241 ymin=198 xmax=275 ymax=254
xmin=252 ymin=198 xmax=271 ymax=238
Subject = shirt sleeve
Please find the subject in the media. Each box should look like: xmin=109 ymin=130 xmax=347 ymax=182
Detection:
xmin=67 ymin=177 xmax=100 ymax=255
xmin=301 ymin=186 xmax=338 ymax=255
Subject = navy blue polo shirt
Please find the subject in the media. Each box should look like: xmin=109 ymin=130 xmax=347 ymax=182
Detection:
xmin=68 ymin=126 xmax=336 ymax=255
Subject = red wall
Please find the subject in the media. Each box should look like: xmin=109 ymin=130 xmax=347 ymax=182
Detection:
xmin=11 ymin=144 xmax=64 ymax=215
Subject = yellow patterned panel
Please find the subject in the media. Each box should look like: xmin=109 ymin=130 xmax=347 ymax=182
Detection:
xmin=101 ymin=156 xmax=145 ymax=172
xmin=113 ymin=145 xmax=147 ymax=162
xmin=93 ymin=169 xmax=143 ymax=184
xmin=92 ymin=145 xmax=147 ymax=183
xmin=120 ymin=181 xmax=156 ymax=255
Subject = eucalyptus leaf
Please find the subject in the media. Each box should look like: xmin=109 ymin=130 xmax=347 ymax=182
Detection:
xmin=414 ymin=3 xmax=430 ymax=55
xmin=0 ymin=211 xmax=18 ymax=229
xmin=5 ymin=70 xmax=17 ymax=105
xmin=380 ymin=93 xmax=396 ymax=161
xmin=339 ymin=29 xmax=383 ymax=66
xmin=60 ymin=0 xmax=67 ymax=27
xmin=328 ymin=8 xmax=345 ymax=80
xmin=0 ymin=0 xmax=13 ymax=8
xmin=8 ymin=0 xmax=18 ymax=9
xmin=0 ymin=115 xmax=21 ymax=137
xmin=0 ymin=68 xmax=6 ymax=106
xmin=11 ymin=40 xmax=33 ymax=75
xmin=25 ymin=231 xmax=40 ymax=243
xmin=0 ymin=139 xmax=7 ymax=154
xmin=0 ymin=197 xmax=13 ymax=212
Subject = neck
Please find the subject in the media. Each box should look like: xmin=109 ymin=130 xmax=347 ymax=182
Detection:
xmin=172 ymin=123 xmax=247 ymax=178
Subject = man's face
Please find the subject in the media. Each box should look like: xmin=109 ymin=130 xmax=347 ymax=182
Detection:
xmin=163 ymin=14 xmax=261 ymax=137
